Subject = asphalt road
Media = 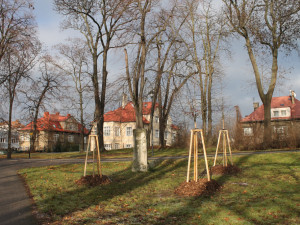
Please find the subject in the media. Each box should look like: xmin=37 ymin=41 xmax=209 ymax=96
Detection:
xmin=0 ymin=149 xmax=299 ymax=225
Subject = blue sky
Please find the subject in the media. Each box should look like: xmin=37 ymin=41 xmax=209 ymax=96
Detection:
xmin=33 ymin=0 xmax=300 ymax=119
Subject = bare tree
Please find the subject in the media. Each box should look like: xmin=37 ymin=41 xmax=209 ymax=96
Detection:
xmin=222 ymin=0 xmax=300 ymax=146
xmin=0 ymin=36 xmax=40 ymax=159
xmin=21 ymin=55 xmax=61 ymax=156
xmin=181 ymin=0 xmax=227 ymax=144
xmin=55 ymin=0 xmax=134 ymax=151
xmin=124 ymin=0 xmax=172 ymax=171
xmin=54 ymin=38 xmax=91 ymax=152
xmin=0 ymin=0 xmax=35 ymax=83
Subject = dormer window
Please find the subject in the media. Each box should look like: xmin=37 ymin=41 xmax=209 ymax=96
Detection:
xmin=271 ymin=107 xmax=290 ymax=118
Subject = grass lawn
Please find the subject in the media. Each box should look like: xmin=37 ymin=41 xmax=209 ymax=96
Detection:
xmin=0 ymin=147 xmax=193 ymax=159
xmin=19 ymin=152 xmax=300 ymax=224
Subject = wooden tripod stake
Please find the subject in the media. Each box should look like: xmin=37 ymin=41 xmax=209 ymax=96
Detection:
xmin=213 ymin=120 xmax=233 ymax=167
xmin=84 ymin=134 xmax=102 ymax=178
xmin=186 ymin=129 xmax=210 ymax=182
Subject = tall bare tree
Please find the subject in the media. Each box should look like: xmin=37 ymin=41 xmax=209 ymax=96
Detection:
xmin=0 ymin=35 xmax=40 ymax=159
xmin=222 ymin=0 xmax=300 ymax=146
xmin=55 ymin=0 xmax=134 ymax=151
xmin=181 ymin=0 xmax=227 ymax=144
xmin=55 ymin=38 xmax=91 ymax=152
xmin=0 ymin=0 xmax=35 ymax=83
xmin=22 ymin=55 xmax=61 ymax=156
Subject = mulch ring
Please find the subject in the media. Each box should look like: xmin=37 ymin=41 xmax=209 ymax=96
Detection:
xmin=75 ymin=175 xmax=111 ymax=186
xmin=175 ymin=179 xmax=220 ymax=197
xmin=210 ymin=165 xmax=241 ymax=175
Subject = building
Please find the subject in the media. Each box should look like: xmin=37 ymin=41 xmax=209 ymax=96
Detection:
xmin=0 ymin=120 xmax=24 ymax=151
xmin=240 ymin=92 xmax=300 ymax=142
xmin=19 ymin=112 xmax=88 ymax=152
xmin=91 ymin=99 xmax=179 ymax=150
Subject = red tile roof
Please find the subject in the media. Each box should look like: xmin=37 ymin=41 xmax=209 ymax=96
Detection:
xmin=21 ymin=112 xmax=89 ymax=134
xmin=0 ymin=120 xmax=25 ymax=129
xmin=241 ymin=96 xmax=300 ymax=122
xmin=104 ymin=102 xmax=153 ymax=124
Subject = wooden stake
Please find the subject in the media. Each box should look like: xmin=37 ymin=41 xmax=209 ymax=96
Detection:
xmin=213 ymin=131 xmax=222 ymax=166
xmin=186 ymin=130 xmax=194 ymax=182
xmin=213 ymin=129 xmax=233 ymax=168
xmin=96 ymin=135 xmax=102 ymax=177
xmin=186 ymin=129 xmax=210 ymax=182
xmin=84 ymin=135 xmax=91 ymax=177
xmin=84 ymin=135 xmax=102 ymax=178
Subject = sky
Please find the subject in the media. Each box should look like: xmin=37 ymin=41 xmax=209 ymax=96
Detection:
xmin=33 ymin=0 xmax=300 ymax=120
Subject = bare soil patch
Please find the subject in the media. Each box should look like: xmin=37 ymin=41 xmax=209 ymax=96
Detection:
xmin=75 ymin=175 xmax=111 ymax=186
xmin=210 ymin=165 xmax=241 ymax=175
xmin=175 ymin=179 xmax=220 ymax=197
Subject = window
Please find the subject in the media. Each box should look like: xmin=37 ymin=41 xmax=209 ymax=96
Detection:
xmin=68 ymin=135 xmax=74 ymax=143
xmin=126 ymin=127 xmax=132 ymax=136
xmin=104 ymin=144 xmax=112 ymax=150
xmin=172 ymin=132 xmax=176 ymax=141
xmin=84 ymin=137 xmax=87 ymax=144
xmin=281 ymin=110 xmax=286 ymax=116
xmin=273 ymin=111 xmax=279 ymax=117
xmin=155 ymin=129 xmax=159 ymax=138
xmin=11 ymin=138 xmax=17 ymax=143
xmin=25 ymin=134 xmax=30 ymax=141
xmin=274 ymin=126 xmax=286 ymax=134
xmin=164 ymin=131 xmax=168 ymax=140
xmin=125 ymin=144 xmax=132 ymax=148
xmin=53 ymin=134 xmax=59 ymax=142
xmin=243 ymin=127 xmax=253 ymax=136
xmin=115 ymin=143 xmax=120 ymax=149
xmin=104 ymin=126 xmax=111 ymax=136
xmin=115 ymin=127 xmax=120 ymax=136
xmin=155 ymin=116 xmax=159 ymax=123
xmin=0 ymin=137 xmax=5 ymax=143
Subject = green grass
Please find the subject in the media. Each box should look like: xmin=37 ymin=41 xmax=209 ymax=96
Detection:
xmin=19 ymin=152 xmax=300 ymax=224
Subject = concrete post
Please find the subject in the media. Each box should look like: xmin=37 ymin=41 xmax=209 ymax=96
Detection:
xmin=132 ymin=128 xmax=148 ymax=172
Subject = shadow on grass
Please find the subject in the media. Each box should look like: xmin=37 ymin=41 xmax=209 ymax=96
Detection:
xmin=34 ymin=159 xmax=187 ymax=221
xmin=152 ymin=153 xmax=300 ymax=224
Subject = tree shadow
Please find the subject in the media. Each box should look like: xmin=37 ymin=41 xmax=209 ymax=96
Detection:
xmin=32 ymin=159 xmax=187 ymax=222
xmin=152 ymin=153 xmax=300 ymax=224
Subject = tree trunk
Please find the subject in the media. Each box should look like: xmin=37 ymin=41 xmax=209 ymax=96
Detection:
xmin=92 ymin=51 xmax=105 ymax=151
xmin=207 ymin=73 xmax=213 ymax=145
xmin=159 ymin=117 xmax=166 ymax=148
xmin=79 ymin=91 xmax=84 ymax=152
xmin=7 ymin=96 xmax=13 ymax=159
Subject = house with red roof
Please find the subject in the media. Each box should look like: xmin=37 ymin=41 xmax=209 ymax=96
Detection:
xmin=91 ymin=96 xmax=178 ymax=150
xmin=0 ymin=120 xmax=25 ymax=151
xmin=240 ymin=92 xmax=300 ymax=141
xmin=19 ymin=112 xmax=88 ymax=152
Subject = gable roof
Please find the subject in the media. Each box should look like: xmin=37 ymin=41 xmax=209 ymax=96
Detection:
xmin=21 ymin=112 xmax=89 ymax=134
xmin=104 ymin=102 xmax=156 ymax=124
xmin=241 ymin=96 xmax=300 ymax=122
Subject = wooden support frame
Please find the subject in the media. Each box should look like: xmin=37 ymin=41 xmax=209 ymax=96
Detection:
xmin=84 ymin=134 xmax=102 ymax=178
xmin=186 ymin=129 xmax=210 ymax=182
xmin=213 ymin=129 xmax=233 ymax=167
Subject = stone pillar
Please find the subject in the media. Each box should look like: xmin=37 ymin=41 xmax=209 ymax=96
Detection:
xmin=132 ymin=128 xmax=148 ymax=172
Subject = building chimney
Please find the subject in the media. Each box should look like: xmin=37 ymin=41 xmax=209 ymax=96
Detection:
xmin=253 ymin=102 xmax=259 ymax=111
xmin=290 ymin=90 xmax=296 ymax=104
xmin=122 ymin=93 xmax=128 ymax=109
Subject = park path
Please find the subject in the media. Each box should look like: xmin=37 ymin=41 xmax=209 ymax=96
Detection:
xmin=0 ymin=158 xmax=83 ymax=225
xmin=0 ymin=149 xmax=299 ymax=225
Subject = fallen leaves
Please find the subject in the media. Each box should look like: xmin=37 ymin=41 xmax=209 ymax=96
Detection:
xmin=174 ymin=179 xmax=220 ymax=197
